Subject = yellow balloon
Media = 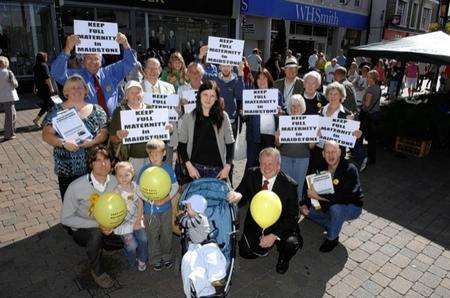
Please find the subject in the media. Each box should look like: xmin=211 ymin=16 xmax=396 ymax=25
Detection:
xmin=93 ymin=192 xmax=127 ymax=229
xmin=139 ymin=166 xmax=172 ymax=201
xmin=250 ymin=190 xmax=282 ymax=229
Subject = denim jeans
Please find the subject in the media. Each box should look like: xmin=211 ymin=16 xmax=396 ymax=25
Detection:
xmin=121 ymin=228 xmax=149 ymax=266
xmin=280 ymin=156 xmax=309 ymax=201
xmin=308 ymin=204 xmax=362 ymax=240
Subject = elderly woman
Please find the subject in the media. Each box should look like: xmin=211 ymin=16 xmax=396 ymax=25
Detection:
xmin=0 ymin=56 xmax=18 ymax=141
xmin=275 ymin=94 xmax=311 ymax=201
xmin=178 ymin=80 xmax=234 ymax=180
xmin=302 ymin=71 xmax=327 ymax=115
xmin=42 ymin=75 xmax=108 ymax=199
xmin=311 ymin=82 xmax=362 ymax=172
xmin=161 ymin=52 xmax=187 ymax=92
xmin=108 ymin=80 xmax=151 ymax=170
xmin=244 ymin=68 xmax=284 ymax=169
xmin=61 ymin=146 xmax=122 ymax=289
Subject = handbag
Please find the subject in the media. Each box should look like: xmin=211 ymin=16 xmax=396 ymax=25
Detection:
xmin=234 ymin=121 xmax=247 ymax=161
xmin=8 ymin=70 xmax=18 ymax=89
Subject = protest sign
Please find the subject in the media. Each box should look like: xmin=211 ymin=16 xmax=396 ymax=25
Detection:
xmin=143 ymin=93 xmax=179 ymax=121
xmin=181 ymin=90 xmax=197 ymax=114
xmin=242 ymin=89 xmax=278 ymax=115
xmin=279 ymin=115 xmax=320 ymax=143
xmin=206 ymin=36 xmax=244 ymax=66
xmin=74 ymin=20 xmax=120 ymax=55
xmin=319 ymin=117 xmax=360 ymax=148
xmin=52 ymin=108 xmax=93 ymax=144
xmin=120 ymin=109 xmax=169 ymax=145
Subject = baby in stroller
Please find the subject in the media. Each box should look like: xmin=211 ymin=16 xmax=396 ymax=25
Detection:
xmin=180 ymin=194 xmax=227 ymax=298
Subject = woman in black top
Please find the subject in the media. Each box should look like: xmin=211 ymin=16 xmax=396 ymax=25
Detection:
xmin=178 ymin=80 xmax=235 ymax=181
xmin=302 ymin=71 xmax=327 ymax=115
xmin=33 ymin=52 xmax=55 ymax=127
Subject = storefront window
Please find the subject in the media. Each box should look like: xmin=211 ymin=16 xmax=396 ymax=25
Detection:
xmin=0 ymin=2 xmax=54 ymax=77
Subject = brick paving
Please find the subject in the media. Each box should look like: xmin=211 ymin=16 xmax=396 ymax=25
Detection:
xmin=1 ymin=107 xmax=450 ymax=297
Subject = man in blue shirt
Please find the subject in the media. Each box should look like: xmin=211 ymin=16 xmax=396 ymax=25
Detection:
xmin=51 ymin=33 xmax=138 ymax=116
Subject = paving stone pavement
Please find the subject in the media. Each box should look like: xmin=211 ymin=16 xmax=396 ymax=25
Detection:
xmin=1 ymin=108 xmax=450 ymax=297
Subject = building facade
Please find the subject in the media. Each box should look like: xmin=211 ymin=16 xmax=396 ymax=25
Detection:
xmin=0 ymin=0 xmax=235 ymax=81
xmin=239 ymin=0 xmax=372 ymax=67
xmin=383 ymin=0 xmax=439 ymax=40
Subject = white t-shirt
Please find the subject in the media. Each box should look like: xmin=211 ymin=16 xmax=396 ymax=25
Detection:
xmin=325 ymin=64 xmax=340 ymax=83
xmin=308 ymin=54 xmax=318 ymax=69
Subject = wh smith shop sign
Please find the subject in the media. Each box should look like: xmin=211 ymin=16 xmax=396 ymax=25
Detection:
xmin=241 ymin=0 xmax=369 ymax=30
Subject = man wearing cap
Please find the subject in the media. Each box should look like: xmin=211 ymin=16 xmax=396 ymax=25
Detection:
xmin=247 ymin=48 xmax=262 ymax=79
xmin=334 ymin=67 xmax=357 ymax=113
xmin=274 ymin=57 xmax=304 ymax=109
xmin=234 ymin=147 xmax=302 ymax=274
xmin=324 ymin=58 xmax=340 ymax=85
xmin=51 ymin=33 xmax=138 ymax=116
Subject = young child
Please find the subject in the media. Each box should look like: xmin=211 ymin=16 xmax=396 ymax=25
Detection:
xmin=180 ymin=194 xmax=227 ymax=298
xmin=113 ymin=162 xmax=148 ymax=271
xmin=136 ymin=139 xmax=179 ymax=271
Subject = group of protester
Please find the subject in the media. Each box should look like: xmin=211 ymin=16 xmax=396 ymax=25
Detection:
xmin=0 ymin=33 xmax=370 ymax=294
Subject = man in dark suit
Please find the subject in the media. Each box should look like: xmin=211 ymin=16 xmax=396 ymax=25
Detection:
xmin=235 ymin=147 xmax=302 ymax=274
xmin=274 ymin=57 xmax=304 ymax=108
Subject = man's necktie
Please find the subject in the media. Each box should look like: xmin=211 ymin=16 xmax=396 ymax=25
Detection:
xmin=152 ymin=84 xmax=158 ymax=93
xmin=92 ymin=75 xmax=108 ymax=113
xmin=262 ymin=180 xmax=269 ymax=190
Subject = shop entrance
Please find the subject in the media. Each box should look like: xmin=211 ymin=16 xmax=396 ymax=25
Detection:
xmin=288 ymin=39 xmax=314 ymax=73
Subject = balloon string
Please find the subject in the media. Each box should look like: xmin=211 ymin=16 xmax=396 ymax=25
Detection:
xmin=88 ymin=193 xmax=100 ymax=217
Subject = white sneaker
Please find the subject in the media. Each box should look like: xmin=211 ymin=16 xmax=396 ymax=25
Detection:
xmin=138 ymin=260 xmax=147 ymax=272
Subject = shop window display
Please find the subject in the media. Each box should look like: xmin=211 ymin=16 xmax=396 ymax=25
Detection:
xmin=0 ymin=2 xmax=54 ymax=78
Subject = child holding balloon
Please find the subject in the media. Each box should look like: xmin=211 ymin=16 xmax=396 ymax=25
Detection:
xmin=113 ymin=162 xmax=148 ymax=271
xmin=135 ymin=139 xmax=179 ymax=271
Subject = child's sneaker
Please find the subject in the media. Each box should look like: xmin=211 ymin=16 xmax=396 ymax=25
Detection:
xmin=153 ymin=262 xmax=163 ymax=271
xmin=164 ymin=260 xmax=173 ymax=269
xmin=138 ymin=260 xmax=147 ymax=272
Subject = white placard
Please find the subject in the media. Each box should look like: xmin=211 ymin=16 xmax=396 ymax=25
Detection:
xmin=181 ymin=90 xmax=197 ymax=114
xmin=279 ymin=115 xmax=320 ymax=143
xmin=319 ymin=117 xmax=360 ymax=148
xmin=306 ymin=172 xmax=334 ymax=195
xmin=120 ymin=109 xmax=170 ymax=145
xmin=206 ymin=36 xmax=244 ymax=66
xmin=143 ymin=93 xmax=179 ymax=121
xmin=74 ymin=20 xmax=120 ymax=55
xmin=242 ymin=89 xmax=278 ymax=115
xmin=52 ymin=108 xmax=93 ymax=144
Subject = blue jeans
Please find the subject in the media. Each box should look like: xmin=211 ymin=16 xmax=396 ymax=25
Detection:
xmin=281 ymin=156 xmax=309 ymax=201
xmin=192 ymin=162 xmax=221 ymax=178
xmin=308 ymin=204 xmax=362 ymax=240
xmin=121 ymin=228 xmax=149 ymax=266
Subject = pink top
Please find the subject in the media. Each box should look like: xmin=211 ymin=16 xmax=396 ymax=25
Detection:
xmin=406 ymin=63 xmax=419 ymax=78
xmin=375 ymin=65 xmax=385 ymax=82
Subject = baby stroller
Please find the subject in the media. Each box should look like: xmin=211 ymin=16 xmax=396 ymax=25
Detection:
xmin=177 ymin=178 xmax=238 ymax=297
